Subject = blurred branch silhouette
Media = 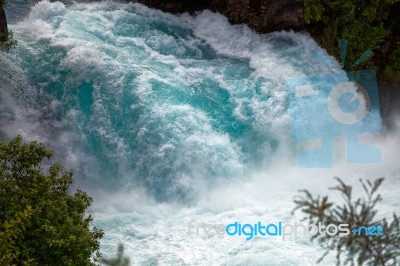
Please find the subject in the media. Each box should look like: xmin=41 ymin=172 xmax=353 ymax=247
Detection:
xmin=293 ymin=177 xmax=400 ymax=265
xmin=100 ymin=244 xmax=130 ymax=266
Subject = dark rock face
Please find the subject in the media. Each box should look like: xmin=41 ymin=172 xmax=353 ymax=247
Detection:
xmin=135 ymin=0 xmax=213 ymax=13
xmin=0 ymin=6 xmax=7 ymax=33
xmin=214 ymin=0 xmax=304 ymax=32
xmin=379 ymin=83 xmax=400 ymax=131
xmin=136 ymin=0 xmax=304 ymax=33
xmin=0 ymin=5 xmax=7 ymax=44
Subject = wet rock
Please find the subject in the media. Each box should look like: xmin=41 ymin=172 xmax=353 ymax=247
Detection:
xmin=0 ymin=6 xmax=7 ymax=34
xmin=137 ymin=0 xmax=304 ymax=33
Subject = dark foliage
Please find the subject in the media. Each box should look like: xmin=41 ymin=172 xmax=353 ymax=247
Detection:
xmin=0 ymin=0 xmax=17 ymax=51
xmin=304 ymin=0 xmax=400 ymax=85
xmin=293 ymin=177 xmax=400 ymax=265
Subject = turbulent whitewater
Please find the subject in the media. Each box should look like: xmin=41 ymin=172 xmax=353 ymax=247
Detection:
xmin=1 ymin=1 xmax=399 ymax=265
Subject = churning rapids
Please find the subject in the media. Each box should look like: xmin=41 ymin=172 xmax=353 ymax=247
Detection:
xmin=1 ymin=1 xmax=400 ymax=265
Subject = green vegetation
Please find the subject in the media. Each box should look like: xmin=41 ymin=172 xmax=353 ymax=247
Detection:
xmin=0 ymin=136 xmax=104 ymax=265
xmin=294 ymin=177 xmax=400 ymax=265
xmin=304 ymin=0 xmax=400 ymax=85
xmin=0 ymin=29 xmax=17 ymax=51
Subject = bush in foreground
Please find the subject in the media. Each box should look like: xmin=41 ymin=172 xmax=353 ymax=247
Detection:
xmin=0 ymin=136 xmax=104 ymax=265
xmin=293 ymin=177 xmax=400 ymax=265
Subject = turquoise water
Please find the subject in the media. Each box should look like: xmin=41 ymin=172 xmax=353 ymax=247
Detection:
xmin=1 ymin=1 xmax=399 ymax=265
xmin=1 ymin=1 xmax=321 ymax=201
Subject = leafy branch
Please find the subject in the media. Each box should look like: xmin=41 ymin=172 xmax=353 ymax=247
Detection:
xmin=100 ymin=244 xmax=130 ymax=266
xmin=293 ymin=177 xmax=400 ymax=265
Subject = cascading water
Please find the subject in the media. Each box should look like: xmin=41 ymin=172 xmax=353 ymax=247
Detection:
xmin=1 ymin=1 xmax=399 ymax=265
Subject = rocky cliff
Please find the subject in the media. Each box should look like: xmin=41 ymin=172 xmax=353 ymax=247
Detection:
xmin=0 ymin=5 xmax=7 ymax=37
xmin=137 ymin=0 xmax=304 ymax=32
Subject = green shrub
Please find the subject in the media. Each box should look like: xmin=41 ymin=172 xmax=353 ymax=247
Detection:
xmin=0 ymin=29 xmax=17 ymax=51
xmin=304 ymin=0 xmax=400 ymax=84
xmin=0 ymin=136 xmax=104 ymax=265
xmin=294 ymin=177 xmax=400 ymax=265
